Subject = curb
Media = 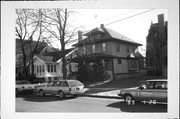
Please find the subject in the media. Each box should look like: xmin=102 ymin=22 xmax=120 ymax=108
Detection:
xmin=81 ymin=94 xmax=122 ymax=99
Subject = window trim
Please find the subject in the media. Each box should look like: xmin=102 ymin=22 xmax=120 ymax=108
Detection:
xmin=92 ymin=44 xmax=95 ymax=53
xmin=118 ymin=58 xmax=121 ymax=64
xmin=102 ymin=43 xmax=107 ymax=52
xmin=129 ymin=59 xmax=138 ymax=71
xmin=82 ymin=45 xmax=87 ymax=54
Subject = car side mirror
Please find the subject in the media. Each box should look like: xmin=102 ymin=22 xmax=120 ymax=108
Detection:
xmin=139 ymin=86 xmax=143 ymax=90
xmin=139 ymin=85 xmax=146 ymax=90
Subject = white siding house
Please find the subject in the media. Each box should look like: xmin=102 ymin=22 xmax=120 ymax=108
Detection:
xmin=33 ymin=49 xmax=77 ymax=82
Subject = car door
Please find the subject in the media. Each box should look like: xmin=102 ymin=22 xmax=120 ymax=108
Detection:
xmin=49 ymin=81 xmax=69 ymax=95
xmin=137 ymin=81 xmax=155 ymax=101
xmin=50 ymin=82 xmax=61 ymax=95
xmin=153 ymin=81 xmax=167 ymax=102
xmin=43 ymin=82 xmax=54 ymax=94
xmin=60 ymin=81 xmax=70 ymax=94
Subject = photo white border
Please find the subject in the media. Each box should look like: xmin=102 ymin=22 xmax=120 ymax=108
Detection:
xmin=1 ymin=0 xmax=179 ymax=119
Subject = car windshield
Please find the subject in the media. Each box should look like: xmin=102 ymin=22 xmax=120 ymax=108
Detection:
xmin=16 ymin=80 xmax=31 ymax=84
xmin=68 ymin=80 xmax=83 ymax=87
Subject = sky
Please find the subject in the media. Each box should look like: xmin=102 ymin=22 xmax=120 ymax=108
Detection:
xmin=50 ymin=9 xmax=168 ymax=55
xmin=32 ymin=9 xmax=167 ymax=56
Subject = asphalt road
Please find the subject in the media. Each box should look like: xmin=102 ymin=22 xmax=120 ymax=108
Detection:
xmin=16 ymin=94 xmax=167 ymax=112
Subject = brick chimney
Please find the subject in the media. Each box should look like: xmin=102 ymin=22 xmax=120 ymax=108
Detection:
xmin=100 ymin=24 xmax=105 ymax=28
xmin=158 ymin=14 xmax=165 ymax=42
xmin=158 ymin=14 xmax=164 ymax=27
xmin=78 ymin=31 xmax=82 ymax=41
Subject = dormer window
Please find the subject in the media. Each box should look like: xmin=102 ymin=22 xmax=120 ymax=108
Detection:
xmin=88 ymin=33 xmax=101 ymax=41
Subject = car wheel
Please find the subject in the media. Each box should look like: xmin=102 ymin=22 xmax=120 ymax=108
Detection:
xmin=125 ymin=95 xmax=134 ymax=105
xmin=39 ymin=90 xmax=45 ymax=96
xmin=58 ymin=91 xmax=64 ymax=99
xmin=16 ymin=88 xmax=19 ymax=95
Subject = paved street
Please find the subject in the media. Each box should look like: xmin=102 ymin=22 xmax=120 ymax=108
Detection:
xmin=16 ymin=94 xmax=167 ymax=112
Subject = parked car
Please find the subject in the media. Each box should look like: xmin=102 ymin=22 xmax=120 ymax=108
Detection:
xmin=16 ymin=80 xmax=37 ymax=95
xmin=37 ymin=80 xmax=85 ymax=98
xmin=16 ymin=80 xmax=47 ymax=95
xmin=118 ymin=79 xmax=167 ymax=105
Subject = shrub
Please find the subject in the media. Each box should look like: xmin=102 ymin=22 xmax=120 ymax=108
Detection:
xmin=76 ymin=62 xmax=109 ymax=84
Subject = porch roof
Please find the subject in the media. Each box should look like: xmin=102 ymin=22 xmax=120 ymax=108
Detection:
xmin=70 ymin=53 xmax=115 ymax=62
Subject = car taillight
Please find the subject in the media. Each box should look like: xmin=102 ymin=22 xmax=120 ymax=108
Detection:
xmin=69 ymin=88 xmax=71 ymax=92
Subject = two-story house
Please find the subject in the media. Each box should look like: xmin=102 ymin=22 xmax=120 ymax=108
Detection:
xmin=71 ymin=24 xmax=142 ymax=79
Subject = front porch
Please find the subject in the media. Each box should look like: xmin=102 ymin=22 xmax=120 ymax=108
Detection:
xmin=69 ymin=53 xmax=115 ymax=81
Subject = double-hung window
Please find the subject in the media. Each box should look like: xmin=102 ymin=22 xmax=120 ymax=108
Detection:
xmin=83 ymin=46 xmax=86 ymax=54
xmin=92 ymin=44 xmax=95 ymax=53
xmin=129 ymin=59 xmax=138 ymax=70
xmin=102 ymin=43 xmax=107 ymax=52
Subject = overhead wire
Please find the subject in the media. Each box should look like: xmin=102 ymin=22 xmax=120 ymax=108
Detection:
xmin=57 ymin=9 xmax=156 ymax=47
xmin=81 ymin=9 xmax=155 ymax=34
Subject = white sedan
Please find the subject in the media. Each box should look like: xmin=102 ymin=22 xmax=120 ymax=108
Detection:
xmin=38 ymin=80 xmax=85 ymax=98
xmin=16 ymin=80 xmax=47 ymax=95
xmin=16 ymin=80 xmax=37 ymax=95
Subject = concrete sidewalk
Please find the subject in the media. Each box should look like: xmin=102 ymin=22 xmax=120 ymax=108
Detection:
xmin=82 ymin=88 xmax=122 ymax=99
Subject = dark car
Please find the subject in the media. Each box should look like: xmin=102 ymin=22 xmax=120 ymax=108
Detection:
xmin=118 ymin=79 xmax=167 ymax=105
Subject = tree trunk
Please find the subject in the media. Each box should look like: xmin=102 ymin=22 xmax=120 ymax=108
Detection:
xmin=20 ymin=39 xmax=28 ymax=77
xmin=61 ymin=41 xmax=67 ymax=79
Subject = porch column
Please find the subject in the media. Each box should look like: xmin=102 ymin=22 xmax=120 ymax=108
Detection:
xmin=102 ymin=59 xmax=105 ymax=67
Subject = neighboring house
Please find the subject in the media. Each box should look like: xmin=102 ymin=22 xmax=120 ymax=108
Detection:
xmin=16 ymin=38 xmax=57 ymax=76
xmin=146 ymin=14 xmax=167 ymax=76
xmin=32 ymin=48 xmax=74 ymax=82
xmin=71 ymin=24 xmax=142 ymax=79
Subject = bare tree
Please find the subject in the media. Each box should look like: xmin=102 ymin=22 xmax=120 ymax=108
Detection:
xmin=16 ymin=9 xmax=47 ymax=80
xmin=41 ymin=8 xmax=79 ymax=79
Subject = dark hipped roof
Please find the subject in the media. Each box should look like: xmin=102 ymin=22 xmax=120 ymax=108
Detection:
xmin=44 ymin=48 xmax=74 ymax=62
xmin=16 ymin=39 xmax=49 ymax=54
xmin=35 ymin=55 xmax=54 ymax=63
xmin=71 ymin=53 xmax=116 ymax=62
xmin=78 ymin=25 xmax=142 ymax=46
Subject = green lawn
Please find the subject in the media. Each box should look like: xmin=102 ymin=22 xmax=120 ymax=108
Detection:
xmin=86 ymin=75 xmax=167 ymax=89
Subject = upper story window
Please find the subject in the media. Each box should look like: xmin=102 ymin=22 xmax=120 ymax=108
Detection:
xmin=127 ymin=45 xmax=130 ymax=53
xmin=117 ymin=43 xmax=120 ymax=52
xmin=118 ymin=59 xmax=121 ymax=64
xmin=92 ymin=44 xmax=95 ymax=53
xmin=102 ymin=43 xmax=107 ymax=52
xmin=89 ymin=35 xmax=94 ymax=41
xmin=83 ymin=46 xmax=86 ymax=54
